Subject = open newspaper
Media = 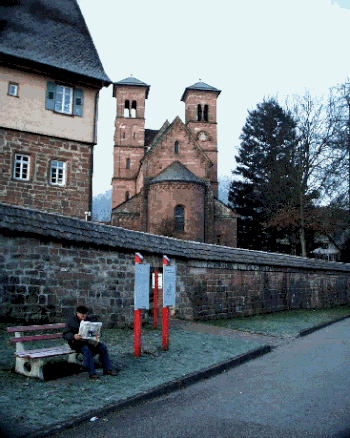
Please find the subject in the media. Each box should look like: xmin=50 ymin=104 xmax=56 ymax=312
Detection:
xmin=78 ymin=321 xmax=102 ymax=342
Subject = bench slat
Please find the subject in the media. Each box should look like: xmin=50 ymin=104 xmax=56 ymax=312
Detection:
xmin=16 ymin=346 xmax=76 ymax=359
xmin=10 ymin=333 xmax=63 ymax=343
xmin=7 ymin=323 xmax=66 ymax=333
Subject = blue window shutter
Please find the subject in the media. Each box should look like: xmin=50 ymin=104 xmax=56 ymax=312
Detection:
xmin=45 ymin=82 xmax=56 ymax=110
xmin=73 ymin=88 xmax=84 ymax=117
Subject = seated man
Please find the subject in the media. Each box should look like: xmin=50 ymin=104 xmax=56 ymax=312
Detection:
xmin=63 ymin=305 xmax=117 ymax=379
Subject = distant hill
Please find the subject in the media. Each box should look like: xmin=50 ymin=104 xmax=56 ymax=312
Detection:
xmin=92 ymin=189 xmax=112 ymax=222
xmin=92 ymin=176 xmax=232 ymax=222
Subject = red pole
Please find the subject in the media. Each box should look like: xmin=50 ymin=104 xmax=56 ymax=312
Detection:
xmin=153 ymin=271 xmax=158 ymax=329
xmin=162 ymin=255 xmax=170 ymax=350
xmin=134 ymin=309 xmax=142 ymax=357
xmin=134 ymin=253 xmax=143 ymax=358
xmin=162 ymin=306 xmax=169 ymax=350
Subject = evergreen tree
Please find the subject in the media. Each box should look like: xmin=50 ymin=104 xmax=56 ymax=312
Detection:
xmin=229 ymin=98 xmax=298 ymax=252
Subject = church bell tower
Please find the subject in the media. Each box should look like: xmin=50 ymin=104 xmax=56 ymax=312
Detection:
xmin=181 ymin=81 xmax=221 ymax=197
xmin=112 ymin=77 xmax=150 ymax=209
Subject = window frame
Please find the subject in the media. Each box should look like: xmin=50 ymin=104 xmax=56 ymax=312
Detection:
xmin=45 ymin=82 xmax=83 ymax=117
xmin=8 ymin=82 xmax=19 ymax=97
xmin=49 ymin=160 xmax=66 ymax=187
xmin=55 ymin=85 xmax=73 ymax=115
xmin=13 ymin=154 xmax=30 ymax=181
xmin=174 ymin=205 xmax=185 ymax=232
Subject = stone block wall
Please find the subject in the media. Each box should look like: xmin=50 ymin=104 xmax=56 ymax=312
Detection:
xmin=0 ymin=235 xmax=135 ymax=325
xmin=1 ymin=203 xmax=350 ymax=326
xmin=0 ymin=128 xmax=92 ymax=219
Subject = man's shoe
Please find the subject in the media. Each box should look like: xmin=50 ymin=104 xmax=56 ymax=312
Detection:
xmin=103 ymin=370 xmax=117 ymax=376
xmin=89 ymin=373 xmax=99 ymax=379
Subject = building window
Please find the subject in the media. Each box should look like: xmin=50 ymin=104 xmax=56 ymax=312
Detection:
xmin=13 ymin=154 xmax=30 ymax=181
xmin=50 ymin=160 xmax=66 ymax=186
xmin=175 ymin=205 xmax=185 ymax=231
xmin=124 ymin=100 xmax=130 ymax=117
xmin=131 ymin=100 xmax=137 ymax=118
xmin=197 ymin=104 xmax=202 ymax=121
xmin=45 ymin=82 xmax=83 ymax=116
xmin=55 ymin=86 xmax=73 ymax=114
xmin=8 ymin=82 xmax=18 ymax=97
xmin=174 ymin=141 xmax=179 ymax=154
xmin=203 ymin=104 xmax=209 ymax=122
xmin=126 ymin=158 xmax=130 ymax=169
xmin=217 ymin=235 xmax=221 ymax=244
xmin=125 ymin=191 xmax=130 ymax=201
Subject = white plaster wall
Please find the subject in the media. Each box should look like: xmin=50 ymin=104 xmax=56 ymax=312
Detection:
xmin=0 ymin=66 xmax=97 ymax=143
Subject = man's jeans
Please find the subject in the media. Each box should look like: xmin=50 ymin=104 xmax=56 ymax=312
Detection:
xmin=81 ymin=342 xmax=112 ymax=375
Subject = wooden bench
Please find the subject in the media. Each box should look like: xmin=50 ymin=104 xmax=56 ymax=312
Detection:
xmin=7 ymin=323 xmax=81 ymax=380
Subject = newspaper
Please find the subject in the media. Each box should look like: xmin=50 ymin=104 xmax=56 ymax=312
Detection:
xmin=78 ymin=321 xmax=102 ymax=342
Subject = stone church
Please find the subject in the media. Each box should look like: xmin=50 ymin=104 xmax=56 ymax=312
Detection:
xmin=110 ymin=77 xmax=238 ymax=247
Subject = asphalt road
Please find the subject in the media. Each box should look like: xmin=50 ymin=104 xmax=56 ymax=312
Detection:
xmin=49 ymin=319 xmax=350 ymax=438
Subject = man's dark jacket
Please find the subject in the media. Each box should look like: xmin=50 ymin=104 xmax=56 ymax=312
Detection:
xmin=63 ymin=314 xmax=92 ymax=352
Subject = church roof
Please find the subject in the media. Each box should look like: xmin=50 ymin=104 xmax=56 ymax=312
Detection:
xmin=0 ymin=0 xmax=111 ymax=87
xmin=181 ymin=81 xmax=221 ymax=101
xmin=149 ymin=162 xmax=205 ymax=186
xmin=144 ymin=129 xmax=159 ymax=146
xmin=113 ymin=76 xmax=150 ymax=98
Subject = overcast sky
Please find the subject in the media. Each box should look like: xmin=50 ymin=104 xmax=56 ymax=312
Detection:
xmin=78 ymin=0 xmax=350 ymax=196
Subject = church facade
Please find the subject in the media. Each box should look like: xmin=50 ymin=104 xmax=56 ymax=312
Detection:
xmin=110 ymin=77 xmax=238 ymax=247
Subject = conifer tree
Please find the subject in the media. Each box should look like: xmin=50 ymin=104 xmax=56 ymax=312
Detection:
xmin=229 ymin=98 xmax=298 ymax=252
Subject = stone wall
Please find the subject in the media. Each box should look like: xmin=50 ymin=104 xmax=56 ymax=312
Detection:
xmin=1 ymin=203 xmax=350 ymax=325
xmin=0 ymin=128 xmax=92 ymax=219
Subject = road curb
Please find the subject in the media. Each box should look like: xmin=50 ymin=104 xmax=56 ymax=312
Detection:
xmin=22 ymin=345 xmax=272 ymax=438
xmin=298 ymin=314 xmax=350 ymax=338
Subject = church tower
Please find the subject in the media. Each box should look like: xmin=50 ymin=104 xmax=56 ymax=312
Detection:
xmin=112 ymin=77 xmax=150 ymax=209
xmin=181 ymin=82 xmax=221 ymax=197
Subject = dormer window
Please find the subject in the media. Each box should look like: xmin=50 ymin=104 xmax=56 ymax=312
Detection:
xmin=174 ymin=141 xmax=179 ymax=154
xmin=197 ymin=104 xmax=202 ymax=121
xmin=131 ymin=100 xmax=137 ymax=118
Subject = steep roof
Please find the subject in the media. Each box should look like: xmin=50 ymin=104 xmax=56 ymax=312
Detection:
xmin=181 ymin=81 xmax=221 ymax=101
xmin=149 ymin=161 xmax=205 ymax=186
xmin=144 ymin=129 xmax=159 ymax=146
xmin=0 ymin=0 xmax=111 ymax=86
xmin=113 ymin=76 xmax=150 ymax=98
xmin=142 ymin=116 xmax=212 ymax=166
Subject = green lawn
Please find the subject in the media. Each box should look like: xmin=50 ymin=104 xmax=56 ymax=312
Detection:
xmin=200 ymin=305 xmax=350 ymax=338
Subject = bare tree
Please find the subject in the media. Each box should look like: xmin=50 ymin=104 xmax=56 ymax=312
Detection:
xmin=329 ymin=79 xmax=350 ymax=212
xmin=275 ymin=91 xmax=338 ymax=256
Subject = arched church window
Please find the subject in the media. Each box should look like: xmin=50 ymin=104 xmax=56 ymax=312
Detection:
xmin=121 ymin=125 xmax=126 ymax=140
xmin=125 ymin=191 xmax=130 ymax=201
xmin=124 ymin=100 xmax=130 ymax=118
xmin=126 ymin=158 xmax=130 ymax=169
xmin=197 ymin=104 xmax=202 ymax=121
xmin=131 ymin=100 xmax=137 ymax=118
xmin=203 ymin=104 xmax=209 ymax=122
xmin=174 ymin=141 xmax=179 ymax=154
xmin=175 ymin=205 xmax=185 ymax=231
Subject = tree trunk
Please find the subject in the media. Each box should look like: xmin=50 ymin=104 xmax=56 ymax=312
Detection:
xmin=299 ymin=192 xmax=307 ymax=257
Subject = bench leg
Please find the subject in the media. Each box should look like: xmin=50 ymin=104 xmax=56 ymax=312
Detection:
xmin=67 ymin=352 xmax=80 ymax=364
xmin=15 ymin=357 xmax=45 ymax=380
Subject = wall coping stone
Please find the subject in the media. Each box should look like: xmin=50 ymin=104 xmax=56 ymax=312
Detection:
xmin=1 ymin=202 xmax=350 ymax=272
